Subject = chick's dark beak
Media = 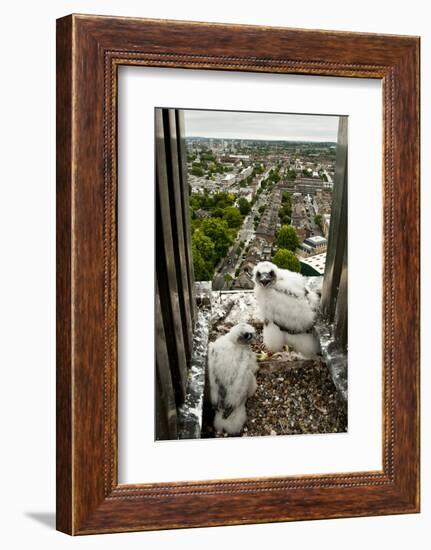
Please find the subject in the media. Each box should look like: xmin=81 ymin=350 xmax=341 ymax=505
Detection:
xmin=260 ymin=276 xmax=271 ymax=287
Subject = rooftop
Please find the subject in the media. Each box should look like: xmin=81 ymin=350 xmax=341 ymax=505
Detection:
xmin=300 ymin=253 xmax=327 ymax=275
xmin=305 ymin=235 xmax=327 ymax=245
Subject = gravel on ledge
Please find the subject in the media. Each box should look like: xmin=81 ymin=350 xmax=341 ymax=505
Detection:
xmin=244 ymin=359 xmax=347 ymax=438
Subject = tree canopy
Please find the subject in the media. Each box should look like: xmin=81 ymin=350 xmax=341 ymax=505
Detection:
xmin=286 ymin=168 xmax=297 ymax=181
xmin=278 ymin=192 xmax=292 ymax=225
xmin=191 ymin=165 xmax=204 ymax=177
xmin=314 ymin=213 xmax=323 ymax=231
xmin=223 ymin=206 xmax=243 ymax=229
xmin=192 ymin=246 xmax=214 ymax=281
xmin=276 ymin=224 xmax=299 ymax=252
xmin=268 ymin=168 xmax=280 ymax=184
xmin=200 ymin=217 xmax=233 ymax=262
xmin=192 ymin=230 xmax=215 ymax=263
xmin=272 ymin=249 xmax=300 ymax=272
xmin=189 ymin=191 xmax=244 ymax=281
xmin=237 ymin=197 xmax=251 ymax=216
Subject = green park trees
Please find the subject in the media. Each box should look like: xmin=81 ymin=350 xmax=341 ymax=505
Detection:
xmin=223 ymin=206 xmax=243 ymax=228
xmin=200 ymin=217 xmax=233 ymax=260
xmin=191 ymin=165 xmax=204 ymax=177
xmin=191 ymin=219 xmax=233 ymax=281
xmin=276 ymin=224 xmax=299 ymax=252
xmin=272 ymin=249 xmax=300 ymax=272
xmin=237 ymin=197 xmax=251 ymax=216
xmin=286 ymin=168 xmax=297 ymax=181
xmin=273 ymin=222 xmax=300 ymax=273
xmin=268 ymin=168 xmax=280 ymax=184
xmin=189 ymin=192 xmax=241 ymax=281
xmin=278 ymin=191 xmax=292 ymax=225
xmin=191 ymin=230 xmax=215 ymax=281
xmin=192 ymin=247 xmax=213 ymax=281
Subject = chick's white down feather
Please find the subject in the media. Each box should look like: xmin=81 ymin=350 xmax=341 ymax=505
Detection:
xmin=263 ymin=322 xmax=320 ymax=358
xmin=253 ymin=261 xmax=322 ymax=358
xmin=208 ymin=323 xmax=258 ymax=435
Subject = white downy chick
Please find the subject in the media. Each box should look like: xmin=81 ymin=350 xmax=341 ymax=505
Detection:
xmin=208 ymin=323 xmax=258 ymax=435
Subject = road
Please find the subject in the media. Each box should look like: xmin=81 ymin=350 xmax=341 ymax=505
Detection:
xmin=303 ymin=196 xmax=323 ymax=237
xmin=212 ymin=172 xmax=276 ymax=289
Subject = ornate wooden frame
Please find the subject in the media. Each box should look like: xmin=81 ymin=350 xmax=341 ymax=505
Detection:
xmin=56 ymin=14 xmax=420 ymax=534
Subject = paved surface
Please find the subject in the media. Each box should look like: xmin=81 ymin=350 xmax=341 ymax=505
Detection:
xmin=213 ymin=175 xmax=274 ymax=288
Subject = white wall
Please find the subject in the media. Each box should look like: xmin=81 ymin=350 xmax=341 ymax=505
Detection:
xmin=0 ymin=1 xmax=428 ymax=548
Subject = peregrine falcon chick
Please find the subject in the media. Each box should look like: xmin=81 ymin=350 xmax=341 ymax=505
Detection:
xmin=253 ymin=261 xmax=322 ymax=358
xmin=208 ymin=323 xmax=258 ymax=436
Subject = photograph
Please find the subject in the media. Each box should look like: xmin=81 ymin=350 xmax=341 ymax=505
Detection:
xmin=51 ymin=9 xmax=420 ymax=537
xmin=155 ymin=107 xmax=348 ymax=441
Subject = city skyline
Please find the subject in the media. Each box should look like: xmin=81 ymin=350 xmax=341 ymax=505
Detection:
xmin=184 ymin=110 xmax=340 ymax=142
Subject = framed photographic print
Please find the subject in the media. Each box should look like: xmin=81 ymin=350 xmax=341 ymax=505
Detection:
xmin=56 ymin=14 xmax=420 ymax=534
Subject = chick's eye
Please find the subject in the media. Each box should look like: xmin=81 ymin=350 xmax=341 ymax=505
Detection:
xmin=256 ymin=272 xmax=261 ymax=278
xmin=270 ymin=270 xmax=274 ymax=276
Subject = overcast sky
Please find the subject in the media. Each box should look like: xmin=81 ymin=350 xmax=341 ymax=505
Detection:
xmin=183 ymin=109 xmax=339 ymax=142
